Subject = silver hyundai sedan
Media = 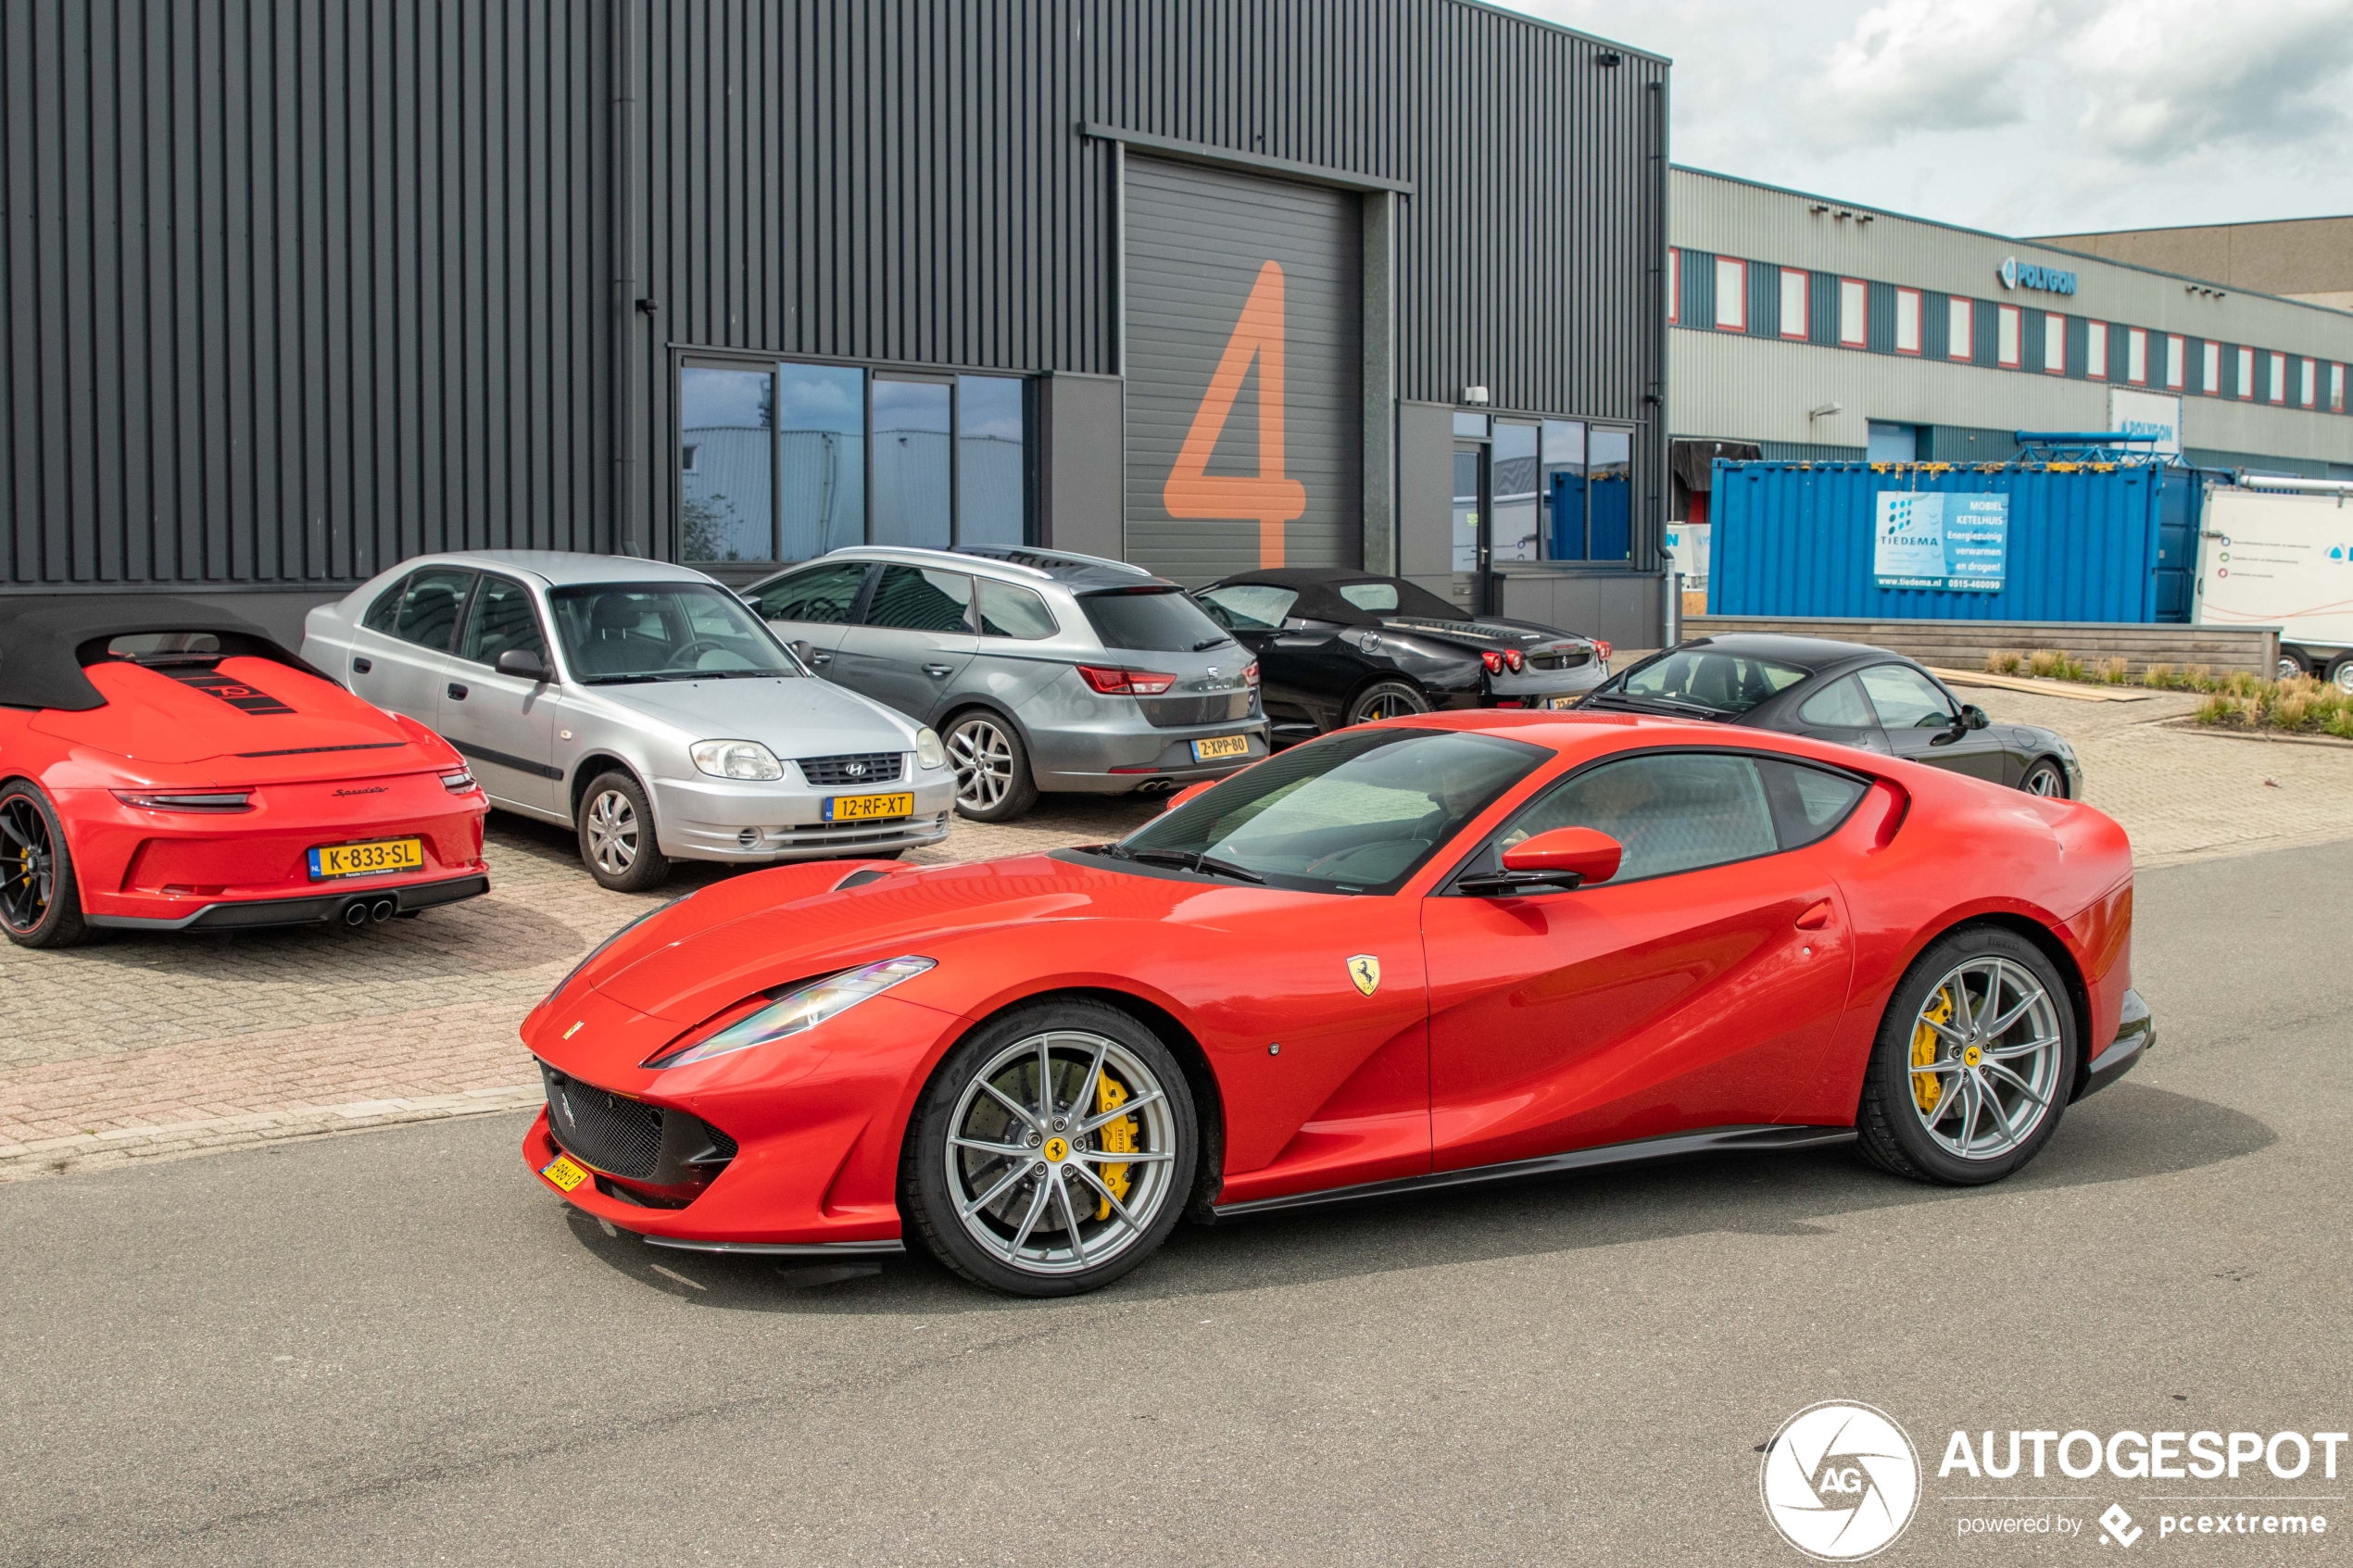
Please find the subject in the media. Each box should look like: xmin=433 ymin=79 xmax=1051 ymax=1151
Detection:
xmin=302 ymin=552 xmax=954 ymax=890
xmin=739 ymin=546 xmax=1270 ymax=821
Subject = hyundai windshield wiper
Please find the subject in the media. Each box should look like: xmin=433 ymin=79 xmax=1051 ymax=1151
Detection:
xmin=1116 ymin=846 xmax=1267 ymax=884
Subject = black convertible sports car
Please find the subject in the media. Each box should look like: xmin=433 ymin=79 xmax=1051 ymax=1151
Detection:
xmin=1192 ymin=569 xmax=1611 ymax=738
xmin=1579 ymin=633 xmax=2082 ymax=797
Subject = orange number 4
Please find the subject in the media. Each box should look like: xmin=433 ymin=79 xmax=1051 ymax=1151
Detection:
xmin=1162 ymin=259 xmax=1307 ymax=568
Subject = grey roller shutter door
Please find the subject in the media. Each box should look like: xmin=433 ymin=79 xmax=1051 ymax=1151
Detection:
xmin=1124 ymin=158 xmax=1362 ymax=583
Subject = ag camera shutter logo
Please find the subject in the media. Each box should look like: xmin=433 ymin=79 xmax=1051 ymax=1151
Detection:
xmin=1761 ymin=1401 xmax=1921 ymax=1561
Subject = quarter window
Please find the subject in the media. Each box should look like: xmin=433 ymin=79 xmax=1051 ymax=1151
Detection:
xmin=1857 ymin=663 xmax=1957 ymax=729
xmin=976 ymin=579 xmax=1059 ymax=640
xmin=362 ymin=573 xmax=411 ymax=633
xmin=1797 ymin=673 xmax=1877 ymax=730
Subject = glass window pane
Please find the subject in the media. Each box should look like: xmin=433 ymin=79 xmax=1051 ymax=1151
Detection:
xmin=459 ymin=576 xmax=547 ymax=667
xmin=1491 ymin=420 xmax=1540 ymax=564
xmin=1078 ymin=589 xmax=1230 ymax=653
xmin=1755 ymin=759 xmax=1868 ymax=850
xmin=777 ymin=362 xmax=866 ymax=559
xmin=750 ymin=562 xmax=867 ymax=625
xmin=680 ymin=367 xmax=774 ymax=562
xmin=1504 ymin=753 xmax=1777 ymax=883
xmin=1587 ymin=428 xmax=1632 ymax=562
xmin=1542 ymin=420 xmax=1586 ymax=560
xmin=363 ymin=572 xmax=411 ymax=633
xmin=549 ymin=583 xmax=798 ymax=681
xmin=1198 ymin=583 xmax=1299 ymax=631
xmin=864 ymin=565 xmax=973 ymax=632
xmin=871 ymin=378 xmax=952 ymax=549
xmin=1858 ymin=663 xmax=1957 ymax=729
xmin=1453 ymin=412 xmax=1489 ymax=437
xmin=1452 ymin=449 xmax=1481 ymax=572
xmin=1797 ymin=673 xmax=1876 ymax=729
xmin=957 ymin=377 xmax=1026 ymax=546
xmin=976 ymin=579 xmax=1058 ymax=639
xmin=393 ymin=568 xmax=476 ymax=652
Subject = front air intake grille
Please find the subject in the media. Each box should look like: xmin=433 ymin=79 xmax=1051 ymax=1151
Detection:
xmin=540 ymin=1063 xmax=662 ymax=1179
xmin=796 ymin=751 xmax=904 ymax=787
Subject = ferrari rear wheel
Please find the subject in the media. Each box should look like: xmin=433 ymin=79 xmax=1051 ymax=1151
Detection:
xmin=1346 ymin=680 xmax=1430 ymax=726
xmin=0 ymin=782 xmax=91 ymax=949
xmin=1856 ymin=927 xmax=2078 ymax=1185
xmin=577 ymin=771 xmax=672 ymax=893
xmin=904 ymin=1000 xmax=1197 ymax=1296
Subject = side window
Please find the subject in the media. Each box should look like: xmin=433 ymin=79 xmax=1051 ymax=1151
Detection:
xmin=753 ymin=562 xmax=867 ymax=625
xmin=1754 ymin=759 xmax=1869 ymax=850
xmin=1797 ymin=673 xmax=1877 ymax=730
xmin=459 ymin=576 xmax=548 ymax=668
xmin=362 ymin=574 xmax=411 ymax=633
xmin=1498 ymin=752 xmax=1779 ymax=883
xmin=976 ymin=579 xmax=1059 ymax=639
xmin=864 ymin=565 xmax=974 ymax=633
xmin=1196 ymin=584 xmax=1299 ymax=631
xmin=1857 ymin=663 xmax=1957 ymax=730
xmin=390 ymin=567 xmax=477 ymax=653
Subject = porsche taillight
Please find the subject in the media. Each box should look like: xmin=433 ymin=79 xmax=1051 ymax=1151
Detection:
xmin=111 ymin=789 xmax=252 ymax=811
xmin=1077 ymin=665 xmax=1178 ymax=696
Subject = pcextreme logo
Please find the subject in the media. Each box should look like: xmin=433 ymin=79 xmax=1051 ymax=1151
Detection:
xmin=1761 ymin=1401 xmax=1922 ymax=1561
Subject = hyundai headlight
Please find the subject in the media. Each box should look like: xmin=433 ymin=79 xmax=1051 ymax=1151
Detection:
xmin=915 ymin=727 xmax=948 ymax=770
xmin=641 ymin=956 xmax=937 ymax=1069
xmin=691 ymin=739 xmax=785 ymax=781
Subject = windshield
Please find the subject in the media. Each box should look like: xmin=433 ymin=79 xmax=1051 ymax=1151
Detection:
xmin=1602 ymin=647 xmax=1808 ymax=715
xmin=550 ymin=583 xmax=803 ymax=683
xmin=1106 ymin=728 xmax=1544 ymax=894
xmin=1080 ymin=589 xmax=1233 ymax=653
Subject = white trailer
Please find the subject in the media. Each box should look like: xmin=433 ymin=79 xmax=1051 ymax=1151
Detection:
xmin=2196 ymin=481 xmax=2353 ymax=690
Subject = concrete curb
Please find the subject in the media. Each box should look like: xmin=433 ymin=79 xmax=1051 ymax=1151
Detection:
xmin=2158 ymin=720 xmax=2353 ymax=751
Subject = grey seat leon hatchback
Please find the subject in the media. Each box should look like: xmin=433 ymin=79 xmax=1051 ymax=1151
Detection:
xmin=740 ymin=546 xmax=1270 ymax=821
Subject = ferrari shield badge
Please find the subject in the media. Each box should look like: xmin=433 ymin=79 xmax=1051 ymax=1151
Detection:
xmin=1347 ymin=954 xmax=1381 ymax=997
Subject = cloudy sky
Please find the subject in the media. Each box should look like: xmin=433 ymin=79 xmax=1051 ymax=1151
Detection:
xmin=1504 ymin=0 xmax=2353 ymax=236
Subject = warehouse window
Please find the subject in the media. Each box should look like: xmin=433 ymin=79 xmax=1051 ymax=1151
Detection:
xmin=680 ymin=359 xmax=1029 ymax=563
xmin=1998 ymin=305 xmax=2021 ymax=368
xmin=1947 ymin=298 xmax=1973 ymax=361
xmin=2301 ymin=358 xmax=2317 ymax=408
xmin=2127 ymin=329 xmax=2147 ymax=385
xmin=1715 ymin=257 xmax=1747 ymax=331
xmin=2203 ymin=341 xmax=2221 ymax=395
xmin=1667 ymin=249 xmax=1680 ymax=324
xmin=2043 ymin=314 xmax=2066 ymax=375
xmin=1542 ymin=420 xmax=1629 ymax=563
xmin=2270 ymin=352 xmax=2287 ymax=405
xmin=1840 ymin=279 xmax=1867 ymax=346
xmin=2334 ymin=364 xmax=2346 ymax=412
xmin=1894 ymin=289 xmax=1922 ymax=356
xmin=2238 ymin=346 xmax=2256 ymax=400
xmin=1780 ymin=269 xmax=1808 ymax=339
xmin=2085 ymin=321 xmax=2108 ymax=381
xmin=2166 ymin=335 xmax=2185 ymax=390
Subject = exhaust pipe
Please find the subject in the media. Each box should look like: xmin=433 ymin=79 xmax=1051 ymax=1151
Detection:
xmin=343 ymin=902 xmax=370 ymax=928
xmin=371 ymin=898 xmax=396 ymax=923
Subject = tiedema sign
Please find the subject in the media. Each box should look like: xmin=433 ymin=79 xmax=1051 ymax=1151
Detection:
xmin=1874 ymin=493 xmax=2008 ymax=592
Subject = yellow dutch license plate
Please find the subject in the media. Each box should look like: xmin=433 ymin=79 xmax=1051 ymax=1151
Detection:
xmin=1549 ymin=696 xmax=1582 ymax=710
xmin=540 ymin=1154 xmax=590 ymax=1192
xmin=308 ymin=837 xmax=424 ymax=880
xmin=825 ymin=790 xmax=914 ymax=823
xmin=1190 ymin=734 xmax=1251 ymax=761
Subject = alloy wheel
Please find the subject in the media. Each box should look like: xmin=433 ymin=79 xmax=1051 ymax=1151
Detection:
xmin=948 ymin=717 xmax=1013 ymax=812
xmin=2022 ymin=762 xmax=2065 ymax=797
xmin=1361 ymin=692 xmax=1416 ymax=721
xmin=943 ymin=1029 xmax=1178 ymax=1278
xmin=1905 ymin=957 xmax=2065 ymax=1160
xmin=585 ymin=789 xmax=639 ymax=875
xmin=0 ymin=797 xmax=54 ymax=932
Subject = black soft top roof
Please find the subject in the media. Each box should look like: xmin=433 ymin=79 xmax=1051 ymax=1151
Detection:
xmin=0 ymin=595 xmax=321 ymax=711
xmin=1202 ymin=569 xmax=1467 ymax=627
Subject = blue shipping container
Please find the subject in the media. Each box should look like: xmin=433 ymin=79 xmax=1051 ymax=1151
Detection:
xmin=1707 ymin=461 xmax=2183 ymax=623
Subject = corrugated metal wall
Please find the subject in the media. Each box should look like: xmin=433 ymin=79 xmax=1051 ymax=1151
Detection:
xmin=3 ymin=0 xmax=1666 ymax=591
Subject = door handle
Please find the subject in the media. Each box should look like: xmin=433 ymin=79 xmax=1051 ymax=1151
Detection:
xmin=924 ymin=663 xmax=954 ymax=678
xmin=447 ymin=683 xmax=469 ymax=701
xmin=351 ymin=657 xmax=371 ymax=674
xmin=810 ymin=651 xmax=833 ymax=667
xmin=1795 ymin=899 xmax=1832 ymax=930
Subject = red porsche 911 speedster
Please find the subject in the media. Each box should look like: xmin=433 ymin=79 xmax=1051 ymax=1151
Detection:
xmin=522 ymin=710 xmax=2153 ymax=1297
xmin=0 ymin=596 xmax=489 ymax=948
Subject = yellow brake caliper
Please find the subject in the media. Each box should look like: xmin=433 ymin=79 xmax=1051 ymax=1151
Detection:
xmin=1093 ymin=1071 xmax=1137 ymax=1221
xmin=1911 ymin=989 xmax=1953 ymax=1113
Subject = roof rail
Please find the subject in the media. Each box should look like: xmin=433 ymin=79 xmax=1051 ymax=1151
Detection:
xmin=956 ymin=544 xmax=1153 ymax=578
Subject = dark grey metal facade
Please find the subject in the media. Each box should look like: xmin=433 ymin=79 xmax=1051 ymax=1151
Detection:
xmin=3 ymin=0 xmax=1668 ymax=643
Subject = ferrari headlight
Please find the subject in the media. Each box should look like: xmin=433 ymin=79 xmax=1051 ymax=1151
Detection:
xmin=642 ymin=955 xmax=937 ymax=1070
xmin=691 ymin=739 xmax=785 ymax=781
xmin=915 ymin=727 xmax=948 ymax=770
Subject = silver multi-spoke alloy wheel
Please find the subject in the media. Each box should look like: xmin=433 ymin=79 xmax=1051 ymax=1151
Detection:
xmin=1904 ymin=956 xmax=2065 ymax=1160
xmin=943 ymin=1029 xmax=1178 ymax=1278
xmin=947 ymin=715 xmax=1014 ymax=813
xmin=2021 ymin=760 xmax=2066 ymax=797
xmin=585 ymin=787 xmax=639 ymax=875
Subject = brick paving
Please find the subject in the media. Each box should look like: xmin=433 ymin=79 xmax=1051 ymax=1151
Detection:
xmin=5 ymin=696 xmax=2348 ymax=1180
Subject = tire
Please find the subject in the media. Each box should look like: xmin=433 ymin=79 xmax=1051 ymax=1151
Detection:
xmin=1345 ymin=679 xmax=1431 ymax=726
xmin=575 ymin=771 xmax=672 ymax=892
xmin=1856 ymin=927 xmax=2080 ymax=1186
xmin=2277 ymin=653 xmax=2309 ymax=681
xmin=0 ymin=781 xmax=92 ymax=949
xmin=943 ymin=709 xmax=1038 ymax=822
xmin=2329 ymin=655 xmax=2353 ymax=697
xmin=901 ymin=998 xmax=1198 ymax=1297
xmin=2018 ymin=758 xmax=2069 ymax=799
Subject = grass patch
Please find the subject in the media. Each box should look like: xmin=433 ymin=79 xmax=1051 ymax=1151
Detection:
xmin=1983 ymin=649 xmax=2353 ymax=734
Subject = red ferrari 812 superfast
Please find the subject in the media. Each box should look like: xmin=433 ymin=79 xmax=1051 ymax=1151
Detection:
xmin=0 ymin=596 xmax=489 ymax=947
xmin=523 ymin=710 xmax=2153 ymax=1296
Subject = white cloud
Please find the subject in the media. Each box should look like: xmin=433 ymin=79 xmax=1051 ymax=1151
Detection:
xmin=1504 ymin=0 xmax=2353 ymax=232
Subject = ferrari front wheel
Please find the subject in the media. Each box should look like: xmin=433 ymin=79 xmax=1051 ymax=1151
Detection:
xmin=1856 ymin=928 xmax=2078 ymax=1185
xmin=903 ymin=1000 xmax=1197 ymax=1296
xmin=0 ymin=781 xmax=91 ymax=949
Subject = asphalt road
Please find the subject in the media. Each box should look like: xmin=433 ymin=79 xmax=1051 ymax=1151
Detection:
xmin=6 ymin=840 xmax=2347 ymax=1567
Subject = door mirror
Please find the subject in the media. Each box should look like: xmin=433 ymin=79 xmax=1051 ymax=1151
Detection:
xmin=495 ymin=647 xmax=549 ymax=682
xmin=1164 ymin=778 xmax=1218 ymax=813
xmin=1961 ymin=703 xmax=1990 ymax=730
xmin=1501 ymin=826 xmax=1622 ymax=885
